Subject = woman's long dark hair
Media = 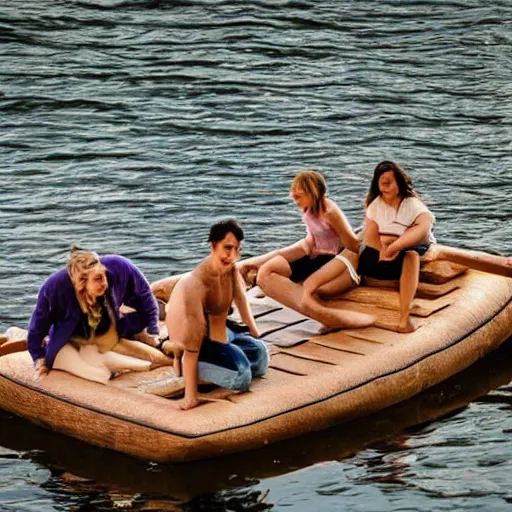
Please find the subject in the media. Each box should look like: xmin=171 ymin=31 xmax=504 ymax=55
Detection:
xmin=364 ymin=161 xmax=419 ymax=208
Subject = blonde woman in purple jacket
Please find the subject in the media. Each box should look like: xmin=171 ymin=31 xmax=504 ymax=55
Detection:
xmin=27 ymin=247 xmax=172 ymax=383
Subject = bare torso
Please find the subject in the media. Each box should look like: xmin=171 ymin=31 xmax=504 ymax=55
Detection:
xmin=166 ymin=258 xmax=235 ymax=351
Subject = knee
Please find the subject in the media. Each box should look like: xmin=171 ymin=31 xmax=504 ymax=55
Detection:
xmin=252 ymin=342 xmax=270 ymax=377
xmin=233 ymin=363 xmax=252 ymax=392
xmin=256 ymin=263 xmax=271 ymax=290
xmin=404 ymin=250 xmax=420 ymax=268
xmin=299 ymin=292 xmax=316 ymax=317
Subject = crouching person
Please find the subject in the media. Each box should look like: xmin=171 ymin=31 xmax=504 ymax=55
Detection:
xmin=28 ymin=247 xmax=173 ymax=384
xmin=163 ymin=220 xmax=269 ymax=410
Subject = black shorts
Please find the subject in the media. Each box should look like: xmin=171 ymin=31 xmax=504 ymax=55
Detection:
xmin=289 ymin=254 xmax=335 ymax=283
xmin=357 ymin=245 xmax=429 ymax=280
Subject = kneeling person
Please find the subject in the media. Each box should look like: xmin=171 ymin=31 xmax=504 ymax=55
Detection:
xmin=28 ymin=247 xmax=172 ymax=383
xmin=164 ymin=220 xmax=269 ymax=410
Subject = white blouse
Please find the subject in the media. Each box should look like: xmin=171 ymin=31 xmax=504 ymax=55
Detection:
xmin=366 ymin=196 xmax=436 ymax=244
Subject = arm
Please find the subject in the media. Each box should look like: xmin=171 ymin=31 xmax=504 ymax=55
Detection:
xmin=165 ymin=277 xmax=207 ymax=410
xmin=232 ymin=268 xmax=260 ymax=338
xmin=129 ymin=264 xmax=160 ymax=335
xmin=325 ymin=201 xmax=360 ymax=253
xmin=181 ymin=350 xmax=200 ymax=410
xmin=382 ymin=212 xmax=433 ymax=260
xmin=27 ymin=287 xmax=52 ymax=378
xmin=363 ymin=216 xmax=382 ymax=252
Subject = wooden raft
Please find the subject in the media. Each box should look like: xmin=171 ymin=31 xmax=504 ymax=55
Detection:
xmin=0 ymin=260 xmax=511 ymax=462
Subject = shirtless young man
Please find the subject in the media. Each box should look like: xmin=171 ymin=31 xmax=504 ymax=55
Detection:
xmin=163 ymin=220 xmax=269 ymax=410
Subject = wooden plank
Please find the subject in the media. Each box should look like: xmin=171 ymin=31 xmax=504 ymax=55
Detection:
xmin=279 ymin=343 xmax=362 ymax=364
xmin=230 ymin=302 xmax=282 ymax=322
xmin=337 ymin=288 xmax=455 ymax=317
xmin=258 ymin=308 xmax=310 ymax=337
xmin=268 ymin=353 xmax=328 ymax=376
xmin=335 ymin=326 xmax=411 ymax=344
xmin=310 ymin=332 xmax=385 ymax=355
xmin=416 ymin=280 xmax=461 ymax=298
xmin=420 ymin=260 xmax=467 ymax=283
xmin=321 ymin=298 xmax=434 ymax=325
xmin=264 ymin=319 xmax=325 ymax=347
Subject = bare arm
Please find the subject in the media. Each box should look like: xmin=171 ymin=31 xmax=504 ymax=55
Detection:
xmin=363 ymin=217 xmax=382 ymax=251
xmin=165 ymin=277 xmax=206 ymax=410
xmin=27 ymin=287 xmax=53 ymax=379
xmin=383 ymin=212 xmax=433 ymax=259
xmin=232 ymin=268 xmax=260 ymax=338
xmin=181 ymin=350 xmax=199 ymax=410
xmin=325 ymin=200 xmax=360 ymax=253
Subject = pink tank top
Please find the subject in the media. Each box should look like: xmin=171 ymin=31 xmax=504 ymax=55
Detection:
xmin=303 ymin=209 xmax=341 ymax=257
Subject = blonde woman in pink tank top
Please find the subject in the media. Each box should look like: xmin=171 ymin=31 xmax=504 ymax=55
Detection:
xmin=239 ymin=170 xmax=376 ymax=330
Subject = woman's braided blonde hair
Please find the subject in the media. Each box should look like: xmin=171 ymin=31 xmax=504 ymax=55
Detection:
xmin=67 ymin=245 xmax=105 ymax=329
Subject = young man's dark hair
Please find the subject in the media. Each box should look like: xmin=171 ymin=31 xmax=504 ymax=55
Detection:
xmin=208 ymin=219 xmax=244 ymax=244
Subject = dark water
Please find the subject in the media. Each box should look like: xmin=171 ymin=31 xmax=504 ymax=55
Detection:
xmin=1 ymin=0 xmax=511 ymax=510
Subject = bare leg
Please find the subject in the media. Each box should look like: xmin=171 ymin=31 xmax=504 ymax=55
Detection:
xmin=398 ymin=251 xmax=420 ymax=332
xmin=309 ymin=250 xmax=360 ymax=299
xmin=430 ymin=244 xmax=512 ymax=278
xmin=79 ymin=345 xmax=151 ymax=373
xmin=150 ymin=273 xmax=188 ymax=302
xmin=113 ymin=338 xmax=173 ymax=368
xmin=257 ymin=256 xmax=375 ymax=329
xmin=53 ymin=344 xmax=111 ymax=384
xmin=239 ymin=240 xmax=308 ymax=283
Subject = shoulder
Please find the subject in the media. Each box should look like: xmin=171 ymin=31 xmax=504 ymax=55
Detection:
xmin=323 ymin=198 xmax=344 ymax=220
xmin=180 ymin=267 xmax=208 ymax=294
xmin=172 ymin=272 xmax=206 ymax=308
xmin=101 ymin=255 xmax=146 ymax=280
xmin=36 ymin=268 xmax=74 ymax=310
xmin=101 ymin=254 xmax=135 ymax=271
xmin=402 ymin=196 xmax=431 ymax=215
xmin=366 ymin=197 xmax=382 ymax=217
xmin=41 ymin=267 xmax=71 ymax=294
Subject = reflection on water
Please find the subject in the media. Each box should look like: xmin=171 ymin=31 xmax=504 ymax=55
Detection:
xmin=1 ymin=339 xmax=510 ymax=510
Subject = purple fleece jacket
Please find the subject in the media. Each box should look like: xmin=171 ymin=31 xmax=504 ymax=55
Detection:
xmin=27 ymin=255 xmax=159 ymax=369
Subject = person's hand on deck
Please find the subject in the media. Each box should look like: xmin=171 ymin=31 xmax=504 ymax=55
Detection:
xmin=34 ymin=357 xmax=49 ymax=381
xmin=135 ymin=328 xmax=160 ymax=348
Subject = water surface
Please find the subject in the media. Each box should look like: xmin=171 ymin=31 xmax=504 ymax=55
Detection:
xmin=1 ymin=1 xmax=511 ymax=510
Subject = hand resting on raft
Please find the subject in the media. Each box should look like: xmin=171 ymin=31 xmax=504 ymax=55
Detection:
xmin=34 ymin=357 xmax=49 ymax=381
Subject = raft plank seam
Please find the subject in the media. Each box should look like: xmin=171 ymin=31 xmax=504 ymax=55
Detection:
xmin=273 ymin=350 xmax=339 ymax=365
xmin=253 ymin=307 xmax=283 ymax=319
xmin=260 ymin=318 xmax=309 ymax=337
xmin=268 ymin=365 xmax=308 ymax=376
xmin=309 ymin=341 xmax=366 ymax=356
xmin=341 ymin=334 xmax=385 ymax=345
xmin=2 ymin=294 xmax=510 ymax=440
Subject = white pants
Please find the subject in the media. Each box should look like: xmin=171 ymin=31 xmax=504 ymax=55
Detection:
xmin=53 ymin=343 xmax=152 ymax=384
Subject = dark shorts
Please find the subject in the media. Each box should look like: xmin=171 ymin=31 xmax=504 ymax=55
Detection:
xmin=289 ymin=254 xmax=335 ymax=283
xmin=357 ymin=245 xmax=429 ymax=280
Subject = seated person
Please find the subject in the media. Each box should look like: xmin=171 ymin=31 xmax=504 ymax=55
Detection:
xmin=28 ymin=247 xmax=172 ymax=384
xmin=357 ymin=161 xmax=435 ymax=332
xmin=163 ymin=220 xmax=269 ymax=410
xmin=239 ymin=170 xmax=375 ymax=330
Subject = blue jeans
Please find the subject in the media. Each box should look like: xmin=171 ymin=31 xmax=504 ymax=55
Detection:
xmin=197 ymin=328 xmax=269 ymax=392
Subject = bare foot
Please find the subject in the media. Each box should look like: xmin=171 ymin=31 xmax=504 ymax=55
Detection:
xmin=397 ymin=320 xmax=417 ymax=333
xmin=331 ymin=311 xmax=377 ymax=330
